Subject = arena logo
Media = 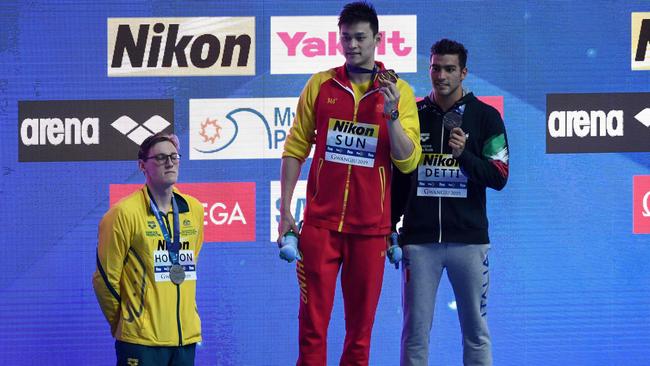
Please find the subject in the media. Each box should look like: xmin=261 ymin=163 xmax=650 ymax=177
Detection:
xmin=270 ymin=180 xmax=307 ymax=241
xmin=189 ymin=97 xmax=313 ymax=160
xmin=546 ymin=93 xmax=650 ymax=153
xmin=18 ymin=99 xmax=173 ymax=162
xmin=108 ymin=17 xmax=255 ymax=77
xmin=548 ymin=110 xmax=623 ymax=138
xmin=632 ymin=12 xmax=650 ymax=71
xmin=111 ymin=115 xmax=171 ymax=145
xmin=110 ymin=182 xmax=256 ymax=242
xmin=633 ymin=176 xmax=650 ymax=234
xmin=20 ymin=117 xmax=99 ymax=146
xmin=270 ymin=15 xmax=416 ymax=74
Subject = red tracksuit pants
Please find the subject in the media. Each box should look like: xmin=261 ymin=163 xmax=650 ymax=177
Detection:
xmin=296 ymin=223 xmax=387 ymax=366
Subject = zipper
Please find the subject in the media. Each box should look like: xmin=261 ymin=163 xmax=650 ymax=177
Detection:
xmin=378 ymin=166 xmax=386 ymax=213
xmin=176 ymin=284 xmax=183 ymax=346
xmin=164 ymin=212 xmax=184 ymax=346
xmin=331 ymin=77 xmax=380 ymax=232
xmin=169 ymin=212 xmax=183 ymax=347
xmin=438 ymin=121 xmax=444 ymax=243
xmin=338 ymin=165 xmax=353 ymax=232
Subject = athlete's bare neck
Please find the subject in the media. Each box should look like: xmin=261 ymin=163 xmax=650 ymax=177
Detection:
xmin=431 ymin=89 xmax=463 ymax=112
xmin=348 ymin=72 xmax=373 ymax=85
xmin=147 ymin=183 xmax=174 ymax=213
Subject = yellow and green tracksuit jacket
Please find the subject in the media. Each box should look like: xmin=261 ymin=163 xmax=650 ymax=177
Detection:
xmin=92 ymin=185 xmax=204 ymax=346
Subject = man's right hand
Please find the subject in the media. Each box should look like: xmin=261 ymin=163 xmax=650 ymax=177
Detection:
xmin=277 ymin=210 xmax=299 ymax=245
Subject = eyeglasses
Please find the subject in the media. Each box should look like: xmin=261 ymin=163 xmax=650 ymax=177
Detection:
xmin=143 ymin=153 xmax=181 ymax=163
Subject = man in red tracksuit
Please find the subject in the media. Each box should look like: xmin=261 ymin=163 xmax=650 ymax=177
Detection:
xmin=277 ymin=2 xmax=421 ymax=365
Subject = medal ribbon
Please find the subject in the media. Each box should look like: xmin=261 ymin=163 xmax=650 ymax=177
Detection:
xmin=149 ymin=191 xmax=181 ymax=266
xmin=346 ymin=63 xmax=378 ymax=80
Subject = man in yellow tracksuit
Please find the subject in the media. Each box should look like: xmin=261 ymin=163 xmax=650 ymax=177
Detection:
xmin=93 ymin=133 xmax=204 ymax=366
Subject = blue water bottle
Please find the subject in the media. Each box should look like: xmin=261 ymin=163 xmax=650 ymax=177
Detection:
xmin=387 ymin=232 xmax=402 ymax=269
xmin=279 ymin=230 xmax=301 ymax=263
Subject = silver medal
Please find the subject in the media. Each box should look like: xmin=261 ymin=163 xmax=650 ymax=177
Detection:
xmin=442 ymin=110 xmax=463 ymax=130
xmin=169 ymin=264 xmax=185 ymax=285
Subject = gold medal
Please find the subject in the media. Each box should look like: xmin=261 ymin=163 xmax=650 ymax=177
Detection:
xmin=377 ymin=69 xmax=399 ymax=84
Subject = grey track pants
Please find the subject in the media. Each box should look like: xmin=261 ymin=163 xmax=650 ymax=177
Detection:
xmin=400 ymin=243 xmax=492 ymax=366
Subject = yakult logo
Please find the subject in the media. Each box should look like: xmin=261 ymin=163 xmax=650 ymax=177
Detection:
xmin=110 ymin=182 xmax=256 ymax=242
xmin=633 ymin=176 xmax=650 ymax=234
xmin=270 ymin=16 xmax=417 ymax=74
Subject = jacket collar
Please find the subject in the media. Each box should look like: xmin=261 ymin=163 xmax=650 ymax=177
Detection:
xmin=143 ymin=185 xmax=190 ymax=214
xmin=423 ymin=90 xmax=476 ymax=115
xmin=334 ymin=61 xmax=388 ymax=90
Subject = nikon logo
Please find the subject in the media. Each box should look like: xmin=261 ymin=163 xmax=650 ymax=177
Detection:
xmin=546 ymin=93 xmax=650 ymax=154
xmin=632 ymin=12 xmax=650 ymax=70
xmin=332 ymin=120 xmax=375 ymax=136
xmin=21 ymin=117 xmax=99 ymax=146
xmin=423 ymin=154 xmax=459 ymax=167
xmin=108 ymin=17 xmax=255 ymax=77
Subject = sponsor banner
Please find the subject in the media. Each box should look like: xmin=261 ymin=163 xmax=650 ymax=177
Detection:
xmin=18 ymin=99 xmax=173 ymax=162
xmin=190 ymin=97 xmax=314 ymax=160
xmin=632 ymin=12 xmax=650 ymax=70
xmin=108 ymin=17 xmax=255 ymax=76
xmin=633 ymin=175 xmax=650 ymax=234
xmin=110 ymin=182 xmax=256 ymax=242
xmin=270 ymin=180 xmax=307 ymax=241
xmin=546 ymin=93 xmax=650 ymax=153
xmin=270 ymin=15 xmax=416 ymax=74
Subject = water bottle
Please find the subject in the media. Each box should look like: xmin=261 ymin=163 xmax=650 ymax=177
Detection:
xmin=279 ymin=230 xmax=300 ymax=263
xmin=387 ymin=232 xmax=402 ymax=269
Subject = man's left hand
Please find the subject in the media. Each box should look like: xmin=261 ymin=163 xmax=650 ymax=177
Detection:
xmin=379 ymin=80 xmax=400 ymax=119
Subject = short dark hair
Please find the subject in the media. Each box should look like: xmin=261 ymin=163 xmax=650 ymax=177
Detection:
xmin=338 ymin=1 xmax=379 ymax=35
xmin=430 ymin=39 xmax=468 ymax=69
xmin=138 ymin=132 xmax=179 ymax=160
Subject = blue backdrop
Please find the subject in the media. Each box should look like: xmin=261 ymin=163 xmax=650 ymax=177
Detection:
xmin=1 ymin=1 xmax=650 ymax=365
